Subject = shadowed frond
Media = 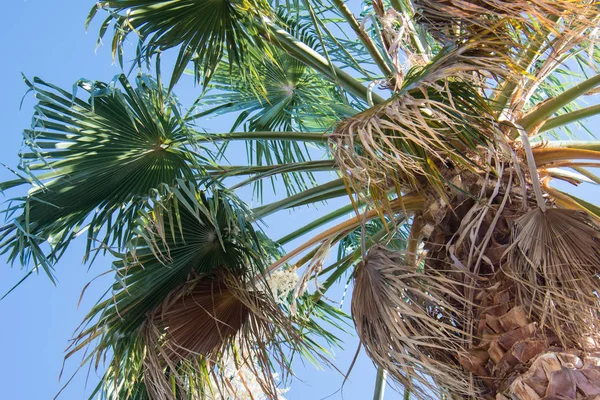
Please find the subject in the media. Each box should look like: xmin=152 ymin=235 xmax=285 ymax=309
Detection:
xmin=0 ymin=75 xmax=205 ymax=278
xmin=189 ymin=38 xmax=350 ymax=197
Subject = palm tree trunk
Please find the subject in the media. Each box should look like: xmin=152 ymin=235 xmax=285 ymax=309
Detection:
xmin=425 ymin=187 xmax=600 ymax=399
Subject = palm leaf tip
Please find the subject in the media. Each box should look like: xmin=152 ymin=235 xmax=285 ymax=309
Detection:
xmin=351 ymin=245 xmax=478 ymax=399
xmin=94 ymin=0 xmax=272 ymax=88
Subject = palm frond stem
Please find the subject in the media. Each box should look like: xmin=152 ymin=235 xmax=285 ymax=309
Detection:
xmin=193 ymin=131 xmax=328 ymax=142
xmin=572 ymin=166 xmax=600 ymax=185
xmin=276 ymin=201 xmax=363 ymax=245
xmin=535 ymin=140 xmax=600 ymax=152
xmin=373 ymin=367 xmax=387 ymax=400
xmin=533 ymin=147 xmax=600 ymax=165
xmin=267 ymin=194 xmax=423 ymax=272
xmin=265 ymin=24 xmax=386 ymax=104
xmin=519 ymin=73 xmax=600 ymax=132
xmin=331 ymin=0 xmax=393 ymax=77
xmin=227 ymin=161 xmax=337 ymax=190
xmin=540 ymin=104 xmax=600 ymax=132
xmin=252 ymin=178 xmax=347 ymax=219
xmin=204 ymin=160 xmax=336 ymax=177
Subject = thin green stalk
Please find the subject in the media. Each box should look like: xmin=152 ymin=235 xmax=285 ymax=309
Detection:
xmin=534 ymin=140 xmax=600 ymax=151
xmin=265 ymin=25 xmax=386 ymax=105
xmin=494 ymin=16 xmax=558 ymax=113
xmin=228 ymin=160 xmax=337 ymax=190
xmin=252 ymin=178 xmax=347 ymax=219
xmin=519 ymin=73 xmax=600 ymax=132
xmin=276 ymin=201 xmax=363 ymax=245
xmin=373 ymin=368 xmax=387 ymax=400
xmin=540 ymin=104 xmax=600 ymax=132
xmin=191 ymin=131 xmax=328 ymax=142
xmin=331 ymin=0 xmax=393 ymax=77
xmin=204 ymin=160 xmax=335 ymax=177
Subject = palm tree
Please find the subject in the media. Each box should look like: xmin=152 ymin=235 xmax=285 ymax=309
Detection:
xmin=3 ymin=0 xmax=600 ymax=398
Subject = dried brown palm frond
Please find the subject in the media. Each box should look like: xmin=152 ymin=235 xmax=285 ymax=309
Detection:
xmin=351 ymin=245 xmax=481 ymax=399
xmin=504 ymin=207 xmax=600 ymax=348
xmin=330 ymin=76 xmax=497 ymax=206
xmin=413 ymin=0 xmax=599 ymax=43
xmin=141 ymin=271 xmax=310 ymax=400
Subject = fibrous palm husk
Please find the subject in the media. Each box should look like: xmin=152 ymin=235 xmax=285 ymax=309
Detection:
xmin=502 ymin=351 xmax=600 ymax=399
xmin=420 ymin=168 xmax=600 ymax=398
xmin=351 ymin=245 xmax=481 ymax=398
xmin=141 ymin=272 xmax=304 ymax=400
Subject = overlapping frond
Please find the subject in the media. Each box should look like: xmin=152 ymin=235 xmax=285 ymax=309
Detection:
xmin=506 ymin=208 xmax=600 ymax=346
xmin=331 ymin=72 xmax=496 ymax=202
xmin=189 ymin=36 xmax=350 ymax=197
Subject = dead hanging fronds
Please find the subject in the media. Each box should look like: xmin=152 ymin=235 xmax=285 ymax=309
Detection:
xmin=505 ymin=207 xmax=600 ymax=348
xmin=330 ymin=76 xmax=496 ymax=203
xmin=351 ymin=245 xmax=482 ymax=399
xmin=141 ymin=271 xmax=314 ymax=400
xmin=413 ymin=0 xmax=600 ymax=43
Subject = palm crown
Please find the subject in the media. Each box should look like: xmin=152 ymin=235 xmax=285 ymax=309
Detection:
xmin=3 ymin=0 xmax=600 ymax=399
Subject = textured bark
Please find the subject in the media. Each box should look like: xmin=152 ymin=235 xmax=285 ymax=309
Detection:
xmin=424 ymin=182 xmax=600 ymax=400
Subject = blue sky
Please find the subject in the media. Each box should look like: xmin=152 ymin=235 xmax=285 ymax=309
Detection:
xmin=0 ymin=1 xmax=382 ymax=399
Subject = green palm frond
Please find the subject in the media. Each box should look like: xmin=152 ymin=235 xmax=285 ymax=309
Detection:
xmin=0 ymin=74 xmax=206 ymax=278
xmin=89 ymin=0 xmax=272 ymax=89
xmin=70 ymin=184 xmax=264 ymax=398
xmin=69 ymin=183 xmax=338 ymax=399
xmin=189 ymin=41 xmax=351 ymax=198
xmin=196 ymin=48 xmax=347 ymax=133
xmin=72 ymin=184 xmax=264 ymax=353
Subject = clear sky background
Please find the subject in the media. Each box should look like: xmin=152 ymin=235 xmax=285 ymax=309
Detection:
xmin=2 ymin=2 xmax=600 ymax=400
xmin=0 ymin=1 xmax=382 ymax=399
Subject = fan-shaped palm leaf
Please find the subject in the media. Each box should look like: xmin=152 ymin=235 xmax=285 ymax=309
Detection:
xmin=190 ymin=38 xmax=351 ymax=197
xmin=70 ymin=183 xmax=336 ymax=399
xmin=0 ymin=74 xmax=205 ymax=278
